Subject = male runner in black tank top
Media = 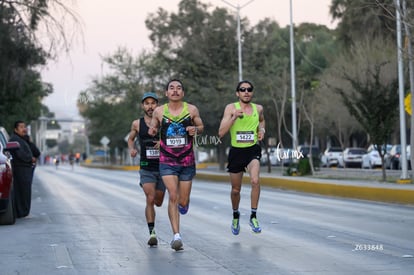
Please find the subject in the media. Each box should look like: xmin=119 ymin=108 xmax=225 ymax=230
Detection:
xmin=128 ymin=92 xmax=166 ymax=247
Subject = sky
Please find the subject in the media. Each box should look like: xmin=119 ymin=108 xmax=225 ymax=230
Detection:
xmin=41 ymin=0 xmax=336 ymax=119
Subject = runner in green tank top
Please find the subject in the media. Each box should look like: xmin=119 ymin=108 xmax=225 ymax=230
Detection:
xmin=219 ymin=80 xmax=266 ymax=235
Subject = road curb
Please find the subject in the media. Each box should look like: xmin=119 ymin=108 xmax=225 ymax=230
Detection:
xmin=195 ymin=173 xmax=414 ymax=205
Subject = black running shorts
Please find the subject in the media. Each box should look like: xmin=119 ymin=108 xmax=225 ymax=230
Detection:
xmin=227 ymin=144 xmax=262 ymax=173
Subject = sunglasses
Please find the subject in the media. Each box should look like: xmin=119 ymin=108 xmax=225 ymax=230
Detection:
xmin=238 ymin=87 xmax=253 ymax=92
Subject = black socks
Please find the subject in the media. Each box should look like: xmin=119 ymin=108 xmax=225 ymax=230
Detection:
xmin=148 ymin=222 xmax=155 ymax=234
xmin=233 ymin=208 xmax=258 ymax=219
xmin=250 ymin=208 xmax=257 ymax=219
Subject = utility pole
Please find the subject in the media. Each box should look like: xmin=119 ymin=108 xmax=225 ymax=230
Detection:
xmin=290 ymin=0 xmax=298 ymax=149
xmin=395 ymin=0 xmax=409 ymax=180
xmin=221 ymin=0 xmax=255 ymax=81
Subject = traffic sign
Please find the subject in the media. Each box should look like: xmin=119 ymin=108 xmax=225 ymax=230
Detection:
xmin=404 ymin=93 xmax=411 ymax=115
xmin=100 ymin=136 xmax=110 ymax=146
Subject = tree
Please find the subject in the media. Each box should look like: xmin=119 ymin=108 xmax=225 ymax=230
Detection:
xmin=145 ymin=0 xmax=244 ymax=170
xmin=329 ymin=0 xmax=397 ymax=46
xmin=0 ymin=0 xmax=81 ymax=130
xmin=243 ymin=19 xmax=338 ymax=155
xmin=244 ymin=19 xmax=289 ymax=151
xmin=379 ymin=0 xmax=414 ymax=180
xmin=317 ymin=77 xmax=364 ymax=149
xmin=326 ymin=38 xmax=399 ymax=181
xmin=81 ymin=0 xmax=396 ymax=171
xmin=293 ymin=23 xmax=339 ymax=151
xmin=78 ymin=47 xmax=146 ymax=160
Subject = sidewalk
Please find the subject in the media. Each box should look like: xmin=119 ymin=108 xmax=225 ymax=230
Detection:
xmin=197 ymin=164 xmax=414 ymax=205
xmin=83 ymin=162 xmax=414 ymax=205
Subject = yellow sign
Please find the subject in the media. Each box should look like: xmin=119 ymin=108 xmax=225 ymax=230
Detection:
xmin=405 ymin=93 xmax=411 ymax=115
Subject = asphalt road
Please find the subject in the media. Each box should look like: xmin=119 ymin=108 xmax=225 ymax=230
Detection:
xmin=0 ymin=164 xmax=413 ymax=275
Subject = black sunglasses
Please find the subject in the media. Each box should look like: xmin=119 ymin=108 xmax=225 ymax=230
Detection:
xmin=238 ymin=87 xmax=253 ymax=92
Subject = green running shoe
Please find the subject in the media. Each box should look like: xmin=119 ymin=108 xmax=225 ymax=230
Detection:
xmin=249 ymin=217 xmax=262 ymax=233
xmin=147 ymin=230 xmax=158 ymax=246
xmin=231 ymin=218 xmax=240 ymax=235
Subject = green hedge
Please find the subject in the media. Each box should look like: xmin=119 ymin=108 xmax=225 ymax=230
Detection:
xmin=286 ymin=157 xmax=320 ymax=176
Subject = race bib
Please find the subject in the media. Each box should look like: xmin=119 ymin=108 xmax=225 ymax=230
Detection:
xmin=166 ymin=136 xmax=187 ymax=148
xmin=146 ymin=147 xmax=160 ymax=159
xmin=236 ymin=131 xmax=254 ymax=143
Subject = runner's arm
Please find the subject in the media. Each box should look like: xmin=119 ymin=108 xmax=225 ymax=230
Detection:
xmin=148 ymin=106 xmax=161 ymax=136
xmin=257 ymin=105 xmax=266 ymax=141
xmin=187 ymin=104 xmax=204 ymax=136
xmin=218 ymin=104 xmax=240 ymax=138
xmin=128 ymin=120 xmax=139 ymax=157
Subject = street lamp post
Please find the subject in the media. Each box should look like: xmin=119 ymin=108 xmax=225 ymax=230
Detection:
xmin=290 ymin=0 xmax=298 ymax=150
xmin=221 ymin=0 xmax=255 ymax=81
xmin=395 ymin=0 xmax=409 ymax=180
xmin=38 ymin=116 xmax=48 ymax=157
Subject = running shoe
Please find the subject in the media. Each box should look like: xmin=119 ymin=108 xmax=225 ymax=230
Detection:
xmin=249 ymin=217 xmax=262 ymax=233
xmin=147 ymin=230 xmax=158 ymax=246
xmin=178 ymin=204 xmax=189 ymax=215
xmin=171 ymin=235 xmax=184 ymax=251
xmin=231 ymin=218 xmax=240 ymax=235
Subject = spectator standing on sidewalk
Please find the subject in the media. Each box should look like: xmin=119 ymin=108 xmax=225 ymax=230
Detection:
xmin=23 ymin=134 xmax=41 ymax=176
xmin=9 ymin=121 xmax=35 ymax=218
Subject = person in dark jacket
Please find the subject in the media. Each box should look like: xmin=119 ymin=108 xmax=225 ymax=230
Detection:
xmin=24 ymin=134 xmax=41 ymax=168
xmin=9 ymin=121 xmax=34 ymax=218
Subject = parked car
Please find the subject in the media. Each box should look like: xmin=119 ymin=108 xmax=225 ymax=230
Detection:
xmin=261 ymin=147 xmax=298 ymax=167
xmin=361 ymin=144 xmax=391 ymax=169
xmin=361 ymin=150 xmax=382 ymax=169
xmin=275 ymin=147 xmax=296 ymax=167
xmin=366 ymin=144 xmax=392 ymax=154
xmin=341 ymin=147 xmax=366 ymax=168
xmin=297 ymin=145 xmax=321 ymax=168
xmin=297 ymin=145 xmax=320 ymax=158
xmin=0 ymin=127 xmax=20 ymax=225
xmin=385 ymin=144 xmax=412 ymax=170
xmin=320 ymin=147 xmax=343 ymax=167
xmin=385 ymin=144 xmax=401 ymax=170
xmin=260 ymin=147 xmax=278 ymax=166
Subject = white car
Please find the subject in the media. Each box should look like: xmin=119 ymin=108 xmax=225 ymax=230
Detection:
xmin=341 ymin=147 xmax=367 ymax=168
xmin=275 ymin=147 xmax=295 ymax=167
xmin=260 ymin=147 xmax=278 ymax=166
xmin=361 ymin=150 xmax=382 ymax=169
xmin=320 ymin=147 xmax=343 ymax=167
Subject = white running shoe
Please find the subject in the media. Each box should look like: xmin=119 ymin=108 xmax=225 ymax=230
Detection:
xmin=170 ymin=234 xmax=183 ymax=251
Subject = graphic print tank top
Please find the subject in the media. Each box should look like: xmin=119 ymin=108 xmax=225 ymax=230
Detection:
xmin=230 ymin=102 xmax=259 ymax=148
xmin=139 ymin=117 xmax=159 ymax=171
xmin=159 ymin=102 xmax=195 ymax=166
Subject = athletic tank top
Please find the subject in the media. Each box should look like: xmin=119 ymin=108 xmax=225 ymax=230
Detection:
xmin=159 ymin=102 xmax=195 ymax=166
xmin=139 ymin=117 xmax=159 ymax=171
xmin=230 ymin=102 xmax=259 ymax=148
